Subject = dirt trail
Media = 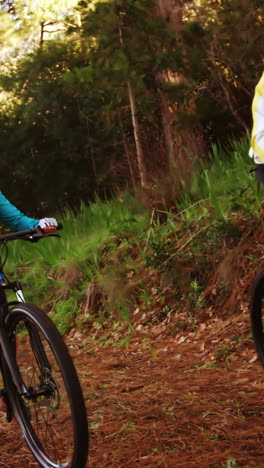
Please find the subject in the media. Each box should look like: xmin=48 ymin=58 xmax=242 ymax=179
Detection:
xmin=1 ymin=309 xmax=264 ymax=468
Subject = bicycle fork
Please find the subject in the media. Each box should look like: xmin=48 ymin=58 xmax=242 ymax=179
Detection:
xmin=0 ymin=275 xmax=27 ymax=396
xmin=0 ymin=277 xmax=52 ymax=400
xmin=0 ymin=329 xmax=28 ymax=396
xmin=0 ymin=273 xmax=26 ymax=304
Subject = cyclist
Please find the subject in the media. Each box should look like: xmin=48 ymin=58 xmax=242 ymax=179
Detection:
xmin=0 ymin=191 xmax=57 ymax=232
xmin=249 ymin=71 xmax=264 ymax=183
xmin=0 ymin=190 xmax=58 ymax=410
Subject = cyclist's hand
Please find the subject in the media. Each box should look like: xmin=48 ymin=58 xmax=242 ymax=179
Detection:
xmin=38 ymin=218 xmax=58 ymax=233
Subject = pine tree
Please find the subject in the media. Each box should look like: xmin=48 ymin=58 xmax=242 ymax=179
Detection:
xmin=1 ymin=0 xmax=80 ymax=49
xmin=71 ymin=0 xmax=183 ymax=190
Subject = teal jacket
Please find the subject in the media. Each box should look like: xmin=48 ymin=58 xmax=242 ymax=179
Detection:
xmin=0 ymin=192 xmax=39 ymax=232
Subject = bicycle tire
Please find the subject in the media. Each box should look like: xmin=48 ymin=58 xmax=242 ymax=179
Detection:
xmin=250 ymin=269 xmax=264 ymax=367
xmin=0 ymin=289 xmax=13 ymax=417
xmin=4 ymin=303 xmax=89 ymax=468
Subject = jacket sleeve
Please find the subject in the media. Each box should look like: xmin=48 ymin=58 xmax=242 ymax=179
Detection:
xmin=0 ymin=192 xmax=39 ymax=232
xmin=250 ymin=72 xmax=264 ymax=163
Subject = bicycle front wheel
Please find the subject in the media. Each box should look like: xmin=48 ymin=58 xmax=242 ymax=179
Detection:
xmin=4 ymin=303 xmax=88 ymax=468
xmin=250 ymin=270 xmax=264 ymax=367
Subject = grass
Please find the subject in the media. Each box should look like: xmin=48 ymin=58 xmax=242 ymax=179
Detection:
xmin=6 ymin=193 xmax=147 ymax=269
xmin=2 ymin=137 xmax=261 ymax=334
xmin=175 ymin=138 xmax=261 ymax=222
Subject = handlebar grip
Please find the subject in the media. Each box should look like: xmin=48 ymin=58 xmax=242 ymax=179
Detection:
xmin=41 ymin=223 xmax=63 ymax=234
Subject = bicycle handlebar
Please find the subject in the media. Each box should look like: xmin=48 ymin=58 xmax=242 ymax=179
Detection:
xmin=0 ymin=223 xmax=63 ymax=243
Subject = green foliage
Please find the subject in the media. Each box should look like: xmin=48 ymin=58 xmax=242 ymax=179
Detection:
xmin=5 ymin=192 xmax=147 ymax=271
xmin=1 ymin=138 xmax=261 ymax=334
xmin=0 ymin=0 xmax=185 ymax=213
xmin=0 ymin=0 xmax=263 ymax=214
xmin=0 ymin=0 xmax=263 ymax=335
xmin=204 ymin=0 xmax=264 ymax=134
xmin=1 ymin=0 xmax=80 ymax=50
xmin=4 ymin=193 xmax=148 ymax=334
xmin=144 ymin=236 xmax=173 ymax=271
xmin=52 ymin=296 xmax=79 ymax=334
xmin=176 ymin=138 xmax=261 ymax=222
xmin=189 ymin=279 xmax=204 ymax=311
xmin=0 ymin=38 xmax=124 ymax=214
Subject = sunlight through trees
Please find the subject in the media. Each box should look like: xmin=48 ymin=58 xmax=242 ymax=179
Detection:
xmin=0 ymin=0 xmax=263 ymax=213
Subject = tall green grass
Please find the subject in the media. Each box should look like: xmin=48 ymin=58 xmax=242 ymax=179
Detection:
xmin=3 ymin=193 xmax=148 ymax=315
xmin=5 ymin=193 xmax=147 ymax=273
xmin=175 ymin=137 xmax=261 ymax=223
xmin=2 ymin=137 xmax=261 ymax=333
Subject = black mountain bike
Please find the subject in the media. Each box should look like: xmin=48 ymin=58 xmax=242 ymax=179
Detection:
xmin=0 ymin=226 xmax=88 ymax=468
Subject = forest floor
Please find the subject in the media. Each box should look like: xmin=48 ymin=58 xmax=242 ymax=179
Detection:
xmin=2 ymin=220 xmax=264 ymax=467
xmin=1 ymin=308 xmax=264 ymax=468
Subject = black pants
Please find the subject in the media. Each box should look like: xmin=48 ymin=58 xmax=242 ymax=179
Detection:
xmin=256 ymin=164 xmax=264 ymax=184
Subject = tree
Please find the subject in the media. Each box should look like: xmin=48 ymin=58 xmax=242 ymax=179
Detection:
xmin=1 ymin=0 xmax=80 ymax=50
xmin=70 ymin=0 xmax=185 ymax=191
xmin=0 ymin=0 xmax=15 ymax=13
xmin=154 ymin=0 xmax=208 ymax=189
xmin=206 ymin=0 xmax=264 ymax=133
xmin=0 ymin=0 xmax=263 ymax=214
xmin=0 ymin=40 xmax=124 ymax=213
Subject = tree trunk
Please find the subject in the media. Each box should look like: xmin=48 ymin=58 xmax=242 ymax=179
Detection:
xmin=118 ymin=113 xmax=137 ymax=190
xmin=127 ymin=78 xmax=148 ymax=189
xmin=156 ymin=71 xmax=177 ymax=164
xmin=209 ymin=47 xmax=250 ymax=133
xmin=155 ymin=0 xmax=206 ymax=185
xmin=117 ymin=9 xmax=148 ymax=190
xmin=155 ymin=0 xmax=183 ymax=34
xmin=40 ymin=21 xmax=45 ymax=47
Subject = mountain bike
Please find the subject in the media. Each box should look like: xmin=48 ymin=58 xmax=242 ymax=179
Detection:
xmin=250 ymin=270 xmax=264 ymax=367
xmin=0 ymin=226 xmax=89 ymax=468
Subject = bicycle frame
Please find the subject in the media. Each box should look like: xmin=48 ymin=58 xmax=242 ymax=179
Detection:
xmin=0 ymin=275 xmax=28 ymax=396
xmin=0 ymin=226 xmax=61 ymax=401
xmin=0 ymin=225 xmax=89 ymax=468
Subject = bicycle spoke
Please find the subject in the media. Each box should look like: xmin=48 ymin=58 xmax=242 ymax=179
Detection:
xmin=15 ymin=324 xmax=75 ymax=466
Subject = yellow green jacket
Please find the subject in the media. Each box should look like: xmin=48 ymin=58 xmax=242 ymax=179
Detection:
xmin=249 ymin=72 xmax=264 ymax=163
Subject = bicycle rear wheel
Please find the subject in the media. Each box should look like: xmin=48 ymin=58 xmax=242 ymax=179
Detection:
xmin=4 ymin=303 xmax=88 ymax=468
xmin=250 ymin=270 xmax=264 ymax=367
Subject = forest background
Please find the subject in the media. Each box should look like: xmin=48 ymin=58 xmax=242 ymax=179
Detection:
xmin=0 ymin=0 xmax=263 ymax=216
xmin=1 ymin=3 xmax=264 ymax=465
